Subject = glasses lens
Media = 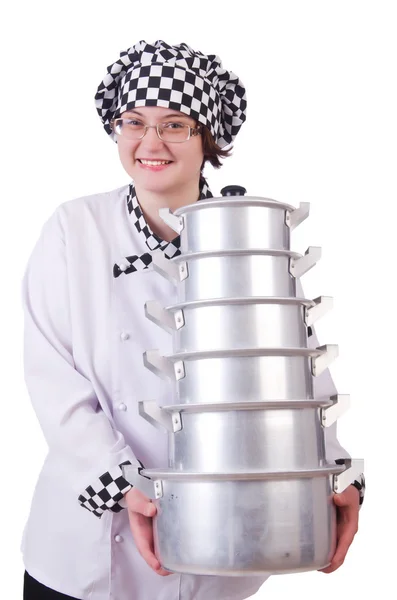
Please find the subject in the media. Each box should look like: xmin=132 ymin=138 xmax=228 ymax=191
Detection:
xmin=115 ymin=119 xmax=145 ymax=139
xmin=159 ymin=123 xmax=190 ymax=143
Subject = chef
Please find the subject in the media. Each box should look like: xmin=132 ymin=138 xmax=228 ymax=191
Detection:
xmin=20 ymin=39 xmax=365 ymax=600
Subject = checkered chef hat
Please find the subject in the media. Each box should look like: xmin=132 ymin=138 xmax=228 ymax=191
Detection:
xmin=95 ymin=40 xmax=247 ymax=148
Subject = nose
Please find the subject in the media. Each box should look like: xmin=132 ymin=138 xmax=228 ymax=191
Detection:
xmin=140 ymin=125 xmax=165 ymax=148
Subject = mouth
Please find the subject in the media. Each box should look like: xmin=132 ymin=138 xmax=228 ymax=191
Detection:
xmin=137 ymin=159 xmax=173 ymax=166
xmin=137 ymin=158 xmax=174 ymax=172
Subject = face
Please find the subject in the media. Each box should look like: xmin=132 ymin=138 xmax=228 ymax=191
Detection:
xmin=115 ymin=106 xmax=204 ymax=195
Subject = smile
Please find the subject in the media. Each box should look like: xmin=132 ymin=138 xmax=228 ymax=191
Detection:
xmin=138 ymin=159 xmax=173 ymax=166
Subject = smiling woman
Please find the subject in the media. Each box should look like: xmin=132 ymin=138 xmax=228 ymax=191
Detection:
xmin=19 ymin=39 xmax=259 ymax=600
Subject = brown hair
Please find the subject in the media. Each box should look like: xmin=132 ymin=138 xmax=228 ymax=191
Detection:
xmin=200 ymin=125 xmax=232 ymax=173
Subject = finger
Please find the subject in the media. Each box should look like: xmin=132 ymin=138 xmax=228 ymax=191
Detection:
xmin=129 ymin=513 xmax=171 ymax=576
xmin=129 ymin=512 xmax=158 ymax=567
xmin=318 ymin=520 xmax=357 ymax=573
xmin=126 ymin=489 xmax=157 ymax=517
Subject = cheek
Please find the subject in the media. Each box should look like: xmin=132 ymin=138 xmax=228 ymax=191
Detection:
xmin=183 ymin=140 xmax=204 ymax=169
xmin=117 ymin=138 xmax=138 ymax=164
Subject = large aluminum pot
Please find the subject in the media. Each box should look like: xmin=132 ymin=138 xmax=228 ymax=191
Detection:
xmin=144 ymin=345 xmax=339 ymax=405
xmin=145 ymin=296 xmax=333 ymax=354
xmin=151 ymin=248 xmax=322 ymax=303
xmin=123 ymin=460 xmax=363 ymax=575
xmin=159 ymin=196 xmax=310 ymax=254
xmin=138 ymin=395 xmax=350 ymax=471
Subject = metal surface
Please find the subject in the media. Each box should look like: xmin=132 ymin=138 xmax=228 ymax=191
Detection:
xmin=321 ymin=394 xmax=350 ymax=427
xmin=173 ymin=202 xmax=293 ymax=254
xmin=166 ymin=252 xmax=314 ymax=302
xmin=158 ymin=207 xmax=184 ymax=234
xmin=152 ymin=476 xmax=336 ymax=575
xmin=122 ymin=463 xmax=345 ymax=574
xmin=137 ymin=191 xmax=363 ymax=575
xmin=163 ymin=303 xmax=309 ymax=353
xmin=144 ymin=352 xmax=314 ymax=403
xmin=285 ymin=202 xmax=310 ymax=231
xmin=305 ymin=296 xmax=334 ymax=326
xmin=144 ymin=346 xmax=338 ymax=398
xmin=289 ymin=247 xmax=322 ymax=278
xmin=138 ymin=398 xmax=341 ymax=471
xmin=147 ymin=297 xmax=334 ymax=353
xmin=160 ymin=398 xmax=335 ymax=412
xmin=167 ymin=407 xmax=329 ymax=471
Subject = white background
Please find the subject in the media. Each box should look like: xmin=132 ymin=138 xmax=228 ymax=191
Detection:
xmin=1 ymin=1 xmax=395 ymax=597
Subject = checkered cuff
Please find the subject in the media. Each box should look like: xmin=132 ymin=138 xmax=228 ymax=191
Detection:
xmin=335 ymin=459 xmax=366 ymax=508
xmin=78 ymin=460 xmax=136 ymax=518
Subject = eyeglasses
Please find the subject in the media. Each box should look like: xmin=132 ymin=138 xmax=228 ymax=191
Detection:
xmin=111 ymin=118 xmax=202 ymax=143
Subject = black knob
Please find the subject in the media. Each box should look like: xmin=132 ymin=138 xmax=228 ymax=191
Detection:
xmin=220 ymin=185 xmax=247 ymax=197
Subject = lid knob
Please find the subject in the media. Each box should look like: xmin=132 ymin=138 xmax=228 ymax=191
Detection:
xmin=220 ymin=185 xmax=247 ymax=197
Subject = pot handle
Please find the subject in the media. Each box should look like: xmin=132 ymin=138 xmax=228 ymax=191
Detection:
xmin=321 ymin=394 xmax=350 ymax=427
xmin=289 ymin=246 xmax=321 ymax=278
xmin=139 ymin=400 xmax=182 ymax=432
xmin=144 ymin=300 xmax=184 ymax=332
xmin=311 ymin=344 xmax=339 ymax=377
xmin=151 ymin=249 xmax=188 ymax=283
xmin=305 ymin=296 xmax=334 ymax=327
xmin=121 ymin=464 xmax=162 ymax=500
xmin=143 ymin=350 xmax=185 ymax=381
xmin=159 ymin=208 xmax=185 ymax=234
xmin=332 ymin=459 xmax=365 ymax=494
xmin=285 ymin=202 xmax=310 ymax=230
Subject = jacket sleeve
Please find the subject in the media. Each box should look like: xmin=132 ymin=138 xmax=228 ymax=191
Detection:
xmin=22 ymin=208 xmax=139 ymax=518
xmin=297 ymin=280 xmax=365 ymax=506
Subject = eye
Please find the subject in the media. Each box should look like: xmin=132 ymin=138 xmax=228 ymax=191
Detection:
xmin=125 ymin=119 xmax=144 ymax=126
xmin=162 ymin=122 xmax=186 ymax=129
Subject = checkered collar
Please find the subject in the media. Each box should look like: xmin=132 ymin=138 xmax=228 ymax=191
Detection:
xmin=126 ymin=177 xmax=213 ymax=259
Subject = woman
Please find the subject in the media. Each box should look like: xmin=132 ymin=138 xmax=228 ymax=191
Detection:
xmin=21 ymin=40 xmax=365 ymax=600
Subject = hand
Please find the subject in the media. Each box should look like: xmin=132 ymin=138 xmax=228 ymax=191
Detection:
xmin=125 ymin=488 xmax=172 ymax=577
xmin=318 ymin=484 xmax=360 ymax=574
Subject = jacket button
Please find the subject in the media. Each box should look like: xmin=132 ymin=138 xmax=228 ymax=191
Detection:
xmin=120 ymin=332 xmax=130 ymax=341
xmin=114 ymin=534 xmax=123 ymax=543
xmin=118 ymin=262 xmax=128 ymax=272
xmin=118 ymin=403 xmax=127 ymax=411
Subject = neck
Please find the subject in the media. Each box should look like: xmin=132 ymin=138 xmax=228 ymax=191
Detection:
xmin=134 ymin=178 xmax=202 ymax=241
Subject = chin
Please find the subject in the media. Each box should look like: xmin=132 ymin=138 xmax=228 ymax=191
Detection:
xmin=134 ymin=173 xmax=184 ymax=193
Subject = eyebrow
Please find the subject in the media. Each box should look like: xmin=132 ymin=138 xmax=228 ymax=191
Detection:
xmin=123 ymin=109 xmax=192 ymax=120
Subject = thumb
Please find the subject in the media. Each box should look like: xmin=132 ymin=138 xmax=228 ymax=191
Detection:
xmin=125 ymin=488 xmax=157 ymax=517
xmin=333 ymin=492 xmax=349 ymax=507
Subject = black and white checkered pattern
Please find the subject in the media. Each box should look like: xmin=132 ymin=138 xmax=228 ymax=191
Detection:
xmin=113 ymin=177 xmax=213 ymax=278
xmin=95 ymin=40 xmax=247 ymax=148
xmin=78 ymin=460 xmax=136 ymax=518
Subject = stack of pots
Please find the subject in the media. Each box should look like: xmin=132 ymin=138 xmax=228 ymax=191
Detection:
xmin=123 ymin=185 xmax=363 ymax=576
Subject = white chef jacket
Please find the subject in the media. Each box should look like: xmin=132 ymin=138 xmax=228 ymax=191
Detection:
xmin=20 ymin=180 xmax=357 ymax=600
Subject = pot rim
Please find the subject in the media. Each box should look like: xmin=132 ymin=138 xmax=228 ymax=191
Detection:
xmin=141 ymin=463 xmax=346 ymax=481
xmin=170 ymin=248 xmax=301 ymax=262
xmin=165 ymin=296 xmax=314 ymax=311
xmin=173 ymin=196 xmax=296 ymax=215
xmin=166 ymin=347 xmax=324 ymax=361
xmin=161 ymin=399 xmax=334 ymax=412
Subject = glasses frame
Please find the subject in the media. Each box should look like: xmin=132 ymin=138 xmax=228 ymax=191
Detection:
xmin=110 ymin=118 xmax=202 ymax=143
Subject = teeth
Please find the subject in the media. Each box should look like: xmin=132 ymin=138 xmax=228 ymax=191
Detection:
xmin=140 ymin=159 xmax=171 ymax=166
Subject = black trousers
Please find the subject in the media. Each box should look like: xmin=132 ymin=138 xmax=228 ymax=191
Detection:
xmin=23 ymin=571 xmax=82 ymax=600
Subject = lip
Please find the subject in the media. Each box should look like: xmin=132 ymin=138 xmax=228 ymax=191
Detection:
xmin=137 ymin=159 xmax=173 ymax=172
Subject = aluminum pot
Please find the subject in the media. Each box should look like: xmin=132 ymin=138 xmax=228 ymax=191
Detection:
xmin=151 ymin=248 xmax=322 ymax=303
xmin=143 ymin=345 xmax=339 ymax=405
xmin=145 ymin=296 xmax=333 ymax=354
xmin=138 ymin=395 xmax=350 ymax=471
xmin=159 ymin=196 xmax=310 ymax=255
xmin=123 ymin=460 xmax=363 ymax=575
